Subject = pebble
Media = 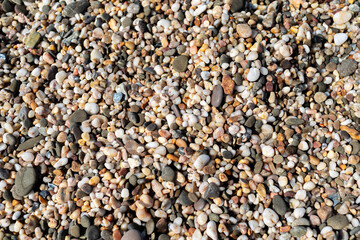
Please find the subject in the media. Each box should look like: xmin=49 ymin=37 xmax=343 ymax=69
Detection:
xmin=70 ymin=110 xmax=88 ymax=123
xmin=63 ymin=0 xmax=90 ymax=17
xmin=334 ymin=33 xmax=348 ymax=46
xmin=122 ymin=230 xmax=142 ymax=240
xmin=204 ymin=183 xmax=220 ymax=199
xmin=211 ymin=85 xmax=224 ymax=107
xmin=194 ymin=155 xmax=210 ymax=170
xmin=338 ymin=59 xmax=358 ymax=77
xmin=236 ymin=24 xmax=252 ymax=38
xmin=290 ymin=226 xmax=307 ymax=237
xmin=206 ymin=221 xmax=218 ymax=240
xmin=172 ymin=55 xmax=188 ymax=72
xmin=314 ymin=92 xmax=327 ymax=103
xmin=24 ymin=32 xmax=41 ymax=48
xmin=162 ymin=166 xmax=175 ymax=181
xmin=84 ymin=103 xmax=99 ymax=115
xmin=327 ymin=215 xmax=349 ymax=230
xmin=247 ymin=68 xmax=260 ymax=82
xmin=16 ymin=136 xmax=45 ymax=151
xmin=263 ymin=208 xmax=279 ymax=227
xmin=13 ymin=167 xmax=36 ymax=198
xmin=272 ymin=195 xmax=287 ymax=216
xmin=333 ymin=11 xmax=352 ymax=25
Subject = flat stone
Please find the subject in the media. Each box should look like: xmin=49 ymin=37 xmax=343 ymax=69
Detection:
xmin=292 ymin=218 xmax=310 ymax=227
xmin=314 ymin=92 xmax=327 ymax=103
xmin=204 ymin=183 xmax=220 ymax=199
xmin=338 ymin=59 xmax=357 ymax=77
xmin=333 ymin=11 xmax=352 ymax=25
xmin=69 ymin=224 xmax=80 ymax=237
xmin=290 ymin=226 xmax=307 ymax=237
xmin=81 ymin=215 xmax=91 ymax=228
xmin=63 ymin=0 xmax=90 ymax=17
xmin=146 ymin=219 xmax=155 ymax=235
xmin=85 ymin=225 xmax=100 ymax=240
xmin=245 ymin=116 xmax=256 ymax=128
xmin=285 ymin=117 xmax=305 ymax=126
xmin=122 ymin=230 xmax=142 ymax=240
xmin=327 ymin=215 xmax=349 ymax=230
xmin=211 ymin=85 xmax=224 ymax=107
xmin=13 ymin=167 xmax=36 ymax=198
xmin=25 ymin=32 xmax=41 ymax=48
xmin=16 ymin=136 xmax=45 ymax=151
xmin=162 ymin=166 xmax=175 ymax=181
xmin=272 ymin=195 xmax=287 ymax=216
xmin=172 ymin=55 xmax=188 ymax=72
xmin=70 ymin=110 xmax=88 ymax=123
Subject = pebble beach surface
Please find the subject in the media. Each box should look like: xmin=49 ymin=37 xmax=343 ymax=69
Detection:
xmin=1 ymin=0 xmax=360 ymax=239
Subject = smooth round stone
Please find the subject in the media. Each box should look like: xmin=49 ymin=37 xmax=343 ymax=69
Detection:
xmin=236 ymin=24 xmax=252 ymax=38
xmin=70 ymin=224 xmax=80 ymax=237
xmin=84 ymin=103 xmax=100 ymax=115
xmin=193 ymin=155 xmax=210 ymax=170
xmin=222 ymin=151 xmax=233 ymax=159
xmin=172 ymin=55 xmax=188 ymax=72
xmin=13 ymin=167 xmax=36 ymax=198
xmin=327 ymin=215 xmax=349 ymax=230
xmin=272 ymin=195 xmax=287 ymax=216
xmin=211 ymin=85 xmax=224 ymax=107
xmin=303 ymin=181 xmax=315 ymax=191
xmin=333 ymin=11 xmax=352 ymax=25
xmin=81 ymin=215 xmax=91 ymax=228
xmin=247 ymin=68 xmax=260 ymax=81
xmin=263 ymin=208 xmax=279 ymax=227
xmin=86 ymin=225 xmax=100 ymax=240
xmin=122 ymin=230 xmax=142 ymax=240
xmin=261 ymin=145 xmax=275 ymax=158
xmin=334 ymin=33 xmax=348 ymax=46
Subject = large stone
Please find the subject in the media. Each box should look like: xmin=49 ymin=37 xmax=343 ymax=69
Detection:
xmin=63 ymin=0 xmax=89 ymax=17
xmin=338 ymin=59 xmax=357 ymax=77
xmin=272 ymin=195 xmax=287 ymax=216
xmin=211 ymin=85 xmax=224 ymax=107
xmin=24 ymin=32 xmax=41 ymax=48
xmin=13 ymin=167 xmax=37 ymax=198
xmin=172 ymin=55 xmax=188 ymax=72
xmin=16 ymin=136 xmax=45 ymax=151
xmin=327 ymin=215 xmax=349 ymax=230
xmin=122 ymin=230 xmax=142 ymax=240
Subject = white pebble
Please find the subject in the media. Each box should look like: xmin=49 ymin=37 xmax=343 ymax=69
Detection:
xmin=247 ymin=68 xmax=260 ymax=82
xmin=263 ymin=208 xmax=279 ymax=227
xmin=194 ymin=155 xmax=210 ymax=170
